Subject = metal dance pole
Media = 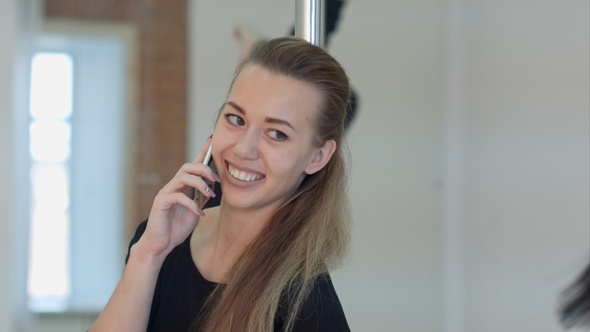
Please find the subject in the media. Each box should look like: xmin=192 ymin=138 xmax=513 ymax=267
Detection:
xmin=295 ymin=0 xmax=325 ymax=48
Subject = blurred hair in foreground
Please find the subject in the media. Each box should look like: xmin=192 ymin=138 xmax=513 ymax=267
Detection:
xmin=559 ymin=263 xmax=590 ymax=329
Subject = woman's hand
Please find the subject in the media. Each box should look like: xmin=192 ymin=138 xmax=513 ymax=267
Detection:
xmin=136 ymin=138 xmax=221 ymax=259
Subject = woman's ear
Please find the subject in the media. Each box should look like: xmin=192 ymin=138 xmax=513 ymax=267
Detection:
xmin=304 ymin=140 xmax=337 ymax=175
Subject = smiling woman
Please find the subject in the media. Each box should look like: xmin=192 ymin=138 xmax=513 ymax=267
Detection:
xmin=211 ymin=64 xmax=330 ymax=213
xmin=90 ymin=37 xmax=352 ymax=332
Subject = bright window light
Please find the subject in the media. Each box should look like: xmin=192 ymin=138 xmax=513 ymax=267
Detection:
xmin=28 ymin=204 xmax=70 ymax=300
xmin=28 ymin=51 xmax=73 ymax=312
xmin=30 ymin=164 xmax=70 ymax=212
xmin=29 ymin=53 xmax=73 ymax=120
xmin=29 ymin=121 xmax=71 ymax=162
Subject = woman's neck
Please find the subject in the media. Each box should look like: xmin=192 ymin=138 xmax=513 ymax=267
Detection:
xmin=213 ymin=201 xmax=275 ymax=252
xmin=191 ymin=201 xmax=278 ymax=282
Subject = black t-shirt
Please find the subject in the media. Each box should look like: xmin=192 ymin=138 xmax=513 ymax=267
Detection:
xmin=126 ymin=221 xmax=350 ymax=332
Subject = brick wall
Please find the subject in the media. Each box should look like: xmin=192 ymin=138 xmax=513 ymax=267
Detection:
xmin=44 ymin=0 xmax=188 ymax=237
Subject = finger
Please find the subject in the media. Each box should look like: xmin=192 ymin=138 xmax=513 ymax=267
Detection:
xmin=177 ymin=172 xmax=216 ymax=198
xmin=160 ymin=163 xmax=217 ymax=194
xmin=194 ymin=164 xmax=221 ymax=184
xmin=202 ymin=181 xmax=216 ymax=197
xmin=157 ymin=192 xmax=206 ymax=217
xmin=195 ymin=190 xmax=210 ymax=210
xmin=179 ymin=162 xmax=221 ymax=185
xmin=192 ymin=136 xmax=213 ymax=164
xmin=175 ymin=192 xmax=206 ymax=216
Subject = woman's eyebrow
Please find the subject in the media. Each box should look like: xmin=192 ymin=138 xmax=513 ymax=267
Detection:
xmin=226 ymin=101 xmax=246 ymax=114
xmin=227 ymin=101 xmax=296 ymax=132
xmin=265 ymin=117 xmax=296 ymax=132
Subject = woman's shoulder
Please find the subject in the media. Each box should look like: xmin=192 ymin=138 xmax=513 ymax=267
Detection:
xmin=291 ymin=274 xmax=351 ymax=332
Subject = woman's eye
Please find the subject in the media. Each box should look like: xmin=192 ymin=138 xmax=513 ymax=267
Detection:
xmin=224 ymin=113 xmax=244 ymax=126
xmin=267 ymin=130 xmax=288 ymax=141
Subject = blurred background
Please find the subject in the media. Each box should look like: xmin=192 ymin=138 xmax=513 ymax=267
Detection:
xmin=1 ymin=0 xmax=588 ymax=331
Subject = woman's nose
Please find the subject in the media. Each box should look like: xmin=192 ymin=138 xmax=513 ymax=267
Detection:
xmin=233 ymin=130 xmax=260 ymax=160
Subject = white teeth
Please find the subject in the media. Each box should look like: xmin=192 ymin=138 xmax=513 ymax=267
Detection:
xmin=229 ymin=164 xmax=262 ymax=182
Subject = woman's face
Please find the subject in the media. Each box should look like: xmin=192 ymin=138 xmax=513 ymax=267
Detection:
xmin=211 ymin=64 xmax=328 ymax=212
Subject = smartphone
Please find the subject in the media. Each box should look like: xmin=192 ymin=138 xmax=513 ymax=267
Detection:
xmin=194 ymin=143 xmax=218 ymax=209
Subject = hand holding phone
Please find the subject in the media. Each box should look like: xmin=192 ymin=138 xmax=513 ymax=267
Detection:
xmin=194 ymin=143 xmax=218 ymax=209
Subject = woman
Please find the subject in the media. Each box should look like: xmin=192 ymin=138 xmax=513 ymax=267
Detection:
xmin=90 ymin=37 xmax=352 ymax=332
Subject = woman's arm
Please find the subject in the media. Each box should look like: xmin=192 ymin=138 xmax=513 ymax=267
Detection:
xmin=89 ymin=138 xmax=219 ymax=332
xmin=89 ymin=242 xmax=166 ymax=332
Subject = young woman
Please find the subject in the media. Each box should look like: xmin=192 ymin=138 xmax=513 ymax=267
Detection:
xmin=90 ymin=37 xmax=352 ymax=332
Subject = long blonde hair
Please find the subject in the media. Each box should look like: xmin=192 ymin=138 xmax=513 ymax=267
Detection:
xmin=197 ymin=37 xmax=352 ymax=332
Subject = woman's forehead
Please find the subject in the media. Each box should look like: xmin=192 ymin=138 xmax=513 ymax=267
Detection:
xmin=228 ymin=65 xmax=322 ymax=123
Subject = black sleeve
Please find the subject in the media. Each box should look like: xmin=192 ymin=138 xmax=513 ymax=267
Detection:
xmin=125 ymin=219 xmax=148 ymax=264
xmin=292 ymin=275 xmax=351 ymax=332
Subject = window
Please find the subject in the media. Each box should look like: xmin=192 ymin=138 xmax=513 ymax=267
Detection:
xmin=28 ymin=52 xmax=73 ymax=311
xmin=27 ymin=32 xmax=130 ymax=313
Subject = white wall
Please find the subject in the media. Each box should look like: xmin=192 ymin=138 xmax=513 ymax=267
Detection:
xmin=328 ymin=2 xmax=445 ymax=331
xmin=461 ymin=1 xmax=589 ymax=331
xmin=0 ymin=0 xmax=36 ymax=331
xmin=0 ymin=0 xmax=18 ymax=328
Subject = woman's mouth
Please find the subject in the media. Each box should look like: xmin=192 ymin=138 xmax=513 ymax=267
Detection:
xmin=227 ymin=163 xmax=265 ymax=182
